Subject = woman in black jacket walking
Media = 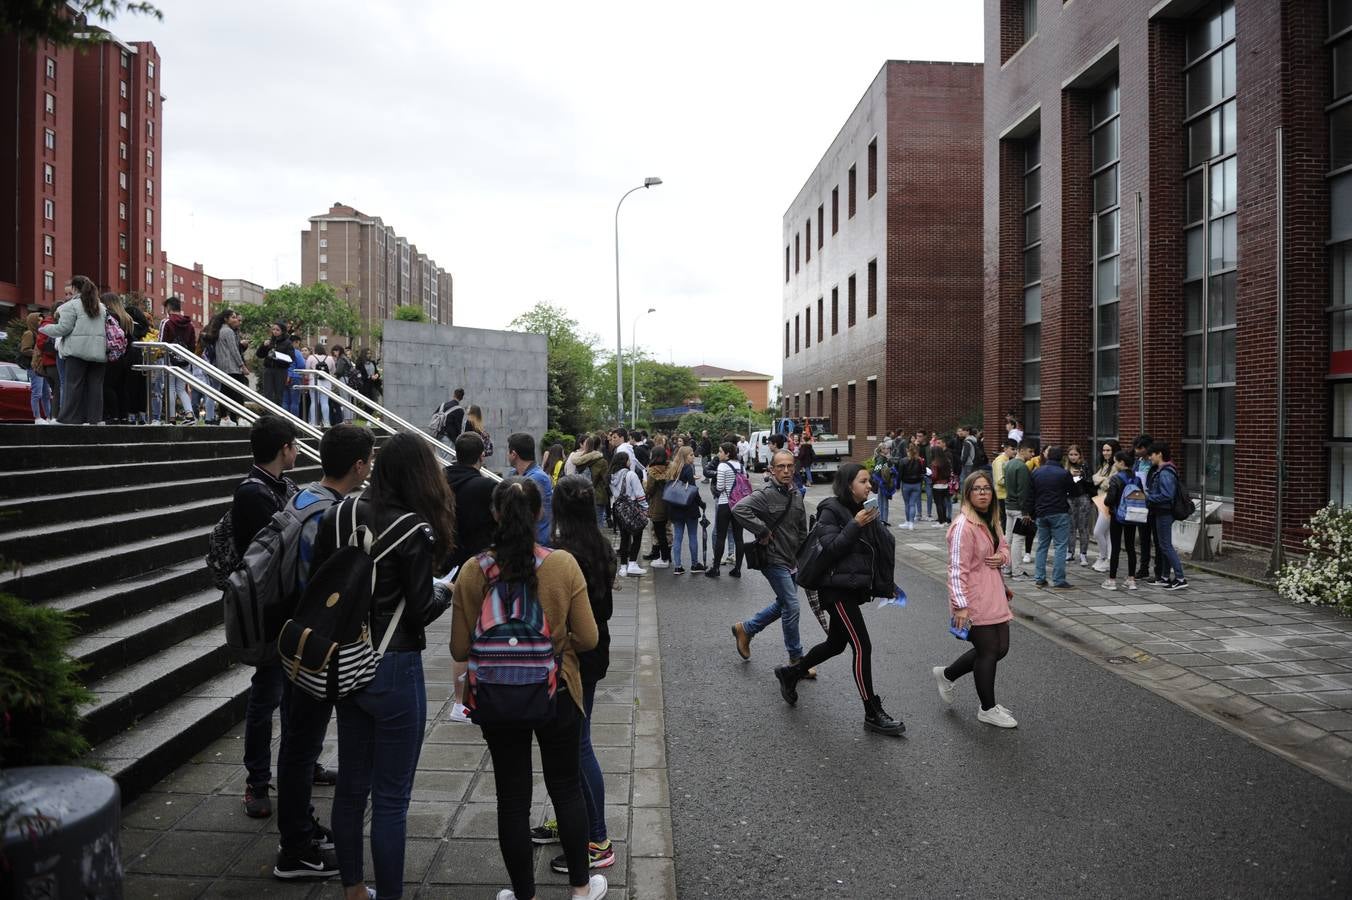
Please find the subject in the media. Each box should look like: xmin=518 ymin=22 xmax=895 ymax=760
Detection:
xmin=774 ymin=463 xmax=905 ymax=736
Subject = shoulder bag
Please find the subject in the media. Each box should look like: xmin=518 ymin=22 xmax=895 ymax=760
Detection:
xmin=742 ymin=494 xmax=794 ymax=572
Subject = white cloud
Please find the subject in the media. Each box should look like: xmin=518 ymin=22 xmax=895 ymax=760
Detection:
xmin=115 ymin=0 xmax=982 ymax=378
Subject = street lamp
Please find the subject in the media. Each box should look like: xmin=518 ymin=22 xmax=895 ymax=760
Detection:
xmin=631 ymin=307 xmax=656 ymax=429
xmin=615 ymin=176 xmax=662 ymax=425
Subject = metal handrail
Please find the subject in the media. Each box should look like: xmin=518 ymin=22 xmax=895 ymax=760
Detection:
xmin=133 ymin=360 xmax=321 ymax=464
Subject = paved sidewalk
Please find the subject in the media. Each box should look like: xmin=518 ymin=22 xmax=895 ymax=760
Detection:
xmin=888 ymin=518 xmax=1352 ymax=790
xmin=119 ymin=575 xmax=675 ymax=898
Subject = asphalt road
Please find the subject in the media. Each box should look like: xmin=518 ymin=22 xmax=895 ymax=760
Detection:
xmin=655 ymin=483 xmax=1352 ymax=899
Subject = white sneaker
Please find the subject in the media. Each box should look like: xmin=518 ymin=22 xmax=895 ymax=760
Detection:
xmin=932 ymin=666 xmax=955 ymax=705
xmin=650 ymin=559 xmax=669 ymax=568
xmin=1125 ymin=578 xmax=1139 ymax=591
xmin=626 ymin=562 xmax=647 ymax=576
xmin=496 ymin=891 xmax=516 ymax=900
xmin=977 ymin=704 xmax=1018 ymax=728
xmin=577 ymin=875 xmax=608 ymax=900
xmin=1092 ymin=558 xmax=1110 ymax=573
xmin=448 ymin=702 xmax=471 ymax=723
xmin=1078 ymin=553 xmax=1088 ymax=566
xmin=933 ymin=521 xmax=944 ymax=528
xmin=905 ymin=522 xmax=915 ymax=530
xmin=1101 ymin=578 xmax=1117 ymax=591
xmin=1022 ymin=554 xmax=1031 ymax=564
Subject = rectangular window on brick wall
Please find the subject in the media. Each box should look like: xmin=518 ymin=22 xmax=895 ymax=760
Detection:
xmin=795 ymin=233 xmax=800 ymax=274
xmin=805 ymin=307 xmax=811 ymax=348
xmin=848 ymin=165 xmax=857 ymax=218
xmin=817 ymin=389 xmax=824 ymax=419
xmin=1181 ymin=0 xmax=1237 ymax=499
xmin=867 ymin=138 xmax=878 ymax=198
xmin=795 ymin=314 xmax=800 ymax=353
xmin=831 ymin=287 xmax=839 ymax=334
xmin=817 ymin=296 xmax=824 ymax=341
xmin=867 ymin=259 xmax=878 ymax=317
xmin=806 ymin=220 xmax=812 ymax=263
xmin=1000 ymin=0 xmax=1037 ymax=64
xmin=831 ymin=386 xmax=839 ymax=427
xmin=795 ymin=394 xmax=801 ymax=418
xmin=805 ymin=392 xmax=812 ymax=417
xmin=785 ymin=246 xmax=790 ymax=283
xmin=785 ymin=321 xmax=790 ymax=358
xmin=847 ymin=383 xmax=857 ymax=436
xmin=817 ymin=205 xmax=824 ymax=248
xmin=1091 ymin=74 xmax=1122 ymax=446
xmin=867 ymin=378 xmax=878 ymax=437
xmin=1022 ymin=134 xmax=1043 ymax=448
xmin=832 ymin=187 xmax=839 ymax=234
xmin=848 ymin=274 xmax=857 ymax=326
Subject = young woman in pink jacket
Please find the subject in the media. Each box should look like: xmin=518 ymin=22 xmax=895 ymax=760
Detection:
xmin=933 ymin=470 xmax=1018 ymax=728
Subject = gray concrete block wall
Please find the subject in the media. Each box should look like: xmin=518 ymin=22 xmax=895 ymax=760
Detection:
xmin=381 ymin=319 xmax=548 ymax=469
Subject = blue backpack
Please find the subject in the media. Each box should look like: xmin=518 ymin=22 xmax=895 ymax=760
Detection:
xmin=1115 ymin=472 xmax=1148 ymax=524
xmin=465 ymin=547 xmax=560 ymax=727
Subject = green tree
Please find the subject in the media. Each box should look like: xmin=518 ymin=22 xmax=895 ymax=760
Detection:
xmin=3 ymin=1 xmax=163 ymax=47
xmin=393 ymin=305 xmax=428 ymax=322
xmin=697 ymin=381 xmax=751 ymax=416
xmin=509 ymin=302 xmax=598 ymax=437
xmin=237 ymin=282 xmax=361 ymax=351
xmin=643 ymin=362 xmax=699 ymax=410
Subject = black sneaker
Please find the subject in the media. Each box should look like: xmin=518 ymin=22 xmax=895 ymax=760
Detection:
xmin=1034 ymin=580 xmax=1049 ymax=589
xmin=529 ymin=819 xmax=559 ymax=845
xmin=273 ymin=843 xmax=339 ymax=880
xmin=728 ymin=567 xmax=741 ymax=578
xmin=691 ymin=563 xmax=706 ymax=572
xmin=1164 ymin=578 xmax=1188 ymax=591
xmin=672 ymin=566 xmax=686 ymax=575
xmin=704 ymin=567 xmax=721 ymax=578
xmin=774 ymin=665 xmax=800 ymax=706
xmin=244 ymin=784 xmax=272 ymax=818
xmin=1147 ymin=575 xmax=1167 ymax=586
xmin=312 ymin=762 xmax=338 ymax=786
xmin=311 ymin=816 xmax=334 ymax=850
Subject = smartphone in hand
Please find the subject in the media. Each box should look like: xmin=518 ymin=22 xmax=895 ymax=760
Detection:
xmin=949 ymin=617 xmax=970 ymax=640
xmin=864 ymin=497 xmax=879 ymax=511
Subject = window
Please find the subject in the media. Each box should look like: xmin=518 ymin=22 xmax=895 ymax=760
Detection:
xmin=806 ymin=220 xmax=812 ymax=263
xmin=1182 ymin=0 xmax=1237 ymax=498
xmin=805 ymin=306 xmax=811 ymax=348
xmin=319 ymin=220 xmax=328 ymax=231
xmin=794 ymin=314 xmax=800 ymax=353
xmin=848 ymin=165 xmax=857 ymax=218
xmin=43 ymin=163 xmax=53 ymax=185
xmin=831 ymin=286 xmax=839 ymax=334
xmin=847 ymin=274 xmax=857 ymax=327
xmin=119 ymin=141 xmax=127 ymax=160
xmin=1091 ymin=76 xmax=1122 ymax=445
xmin=805 ymin=392 xmax=811 ymax=417
xmin=147 ymin=61 xmax=155 ymax=80
xmin=319 ymin=253 xmax=327 ymax=264
xmin=119 ymin=171 xmax=128 ymax=190
xmin=119 ymin=263 xmax=128 ymax=282
xmin=45 ymin=57 xmax=55 ymax=79
xmin=145 ymin=238 xmax=153 ymax=257
xmin=1021 ymin=134 xmax=1043 ymax=446
xmin=120 ymin=50 xmax=128 ymax=68
xmin=43 ymin=128 xmax=54 ymax=150
xmin=145 ymin=178 xmax=152 ymax=196
xmin=145 ymin=267 xmax=152 ymax=286
xmin=319 ymin=271 xmax=328 ymax=281
xmin=319 ymin=238 xmax=328 ymax=248
xmin=42 ymin=198 xmax=54 ymax=220
xmin=785 ymin=321 xmax=790 ymax=358
xmin=1331 ymin=0 xmax=1352 ymax=503
xmin=785 ymin=245 xmax=790 ymax=283
xmin=43 ymin=234 xmax=53 ymax=256
xmin=147 ymin=120 xmax=153 ymax=140
xmin=146 ymin=89 xmax=153 ymax=108
xmin=867 ymin=379 xmax=878 ymax=437
xmin=794 ymin=394 xmax=801 ymax=418
xmin=817 ymin=389 xmax=824 ymax=420
xmin=817 ymin=205 xmax=824 ymax=248
xmin=795 ymin=233 xmax=800 ymax=274
xmin=1023 ymin=0 xmax=1037 ymax=44
xmin=831 ymin=186 xmax=839 ymax=234
xmin=145 ymin=208 xmax=152 ymax=226
xmin=44 ymin=271 xmax=54 ymax=291
xmin=146 ymin=149 xmax=153 ymax=168
xmin=118 ymin=202 xmax=126 ymax=220
xmin=867 ymin=259 xmax=878 ymax=317
xmin=119 ymin=111 xmax=127 ymax=129
xmin=817 ymin=296 xmax=824 ymax=341
xmin=44 ymin=92 xmax=54 ymax=114
xmin=831 ymin=386 xmax=840 ymax=427
xmin=119 ymin=233 xmax=127 ymax=250
xmin=867 ymin=138 xmax=878 ymax=198
xmin=847 ymin=383 xmax=857 ymax=435
xmin=120 ymin=80 xmax=127 ymax=98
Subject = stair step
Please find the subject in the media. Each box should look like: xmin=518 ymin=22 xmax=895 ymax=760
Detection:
xmin=43 ymin=559 xmax=211 ymax=634
xmin=0 ymin=471 xmax=254 ymax=531
xmin=0 ymin=454 xmax=255 ymax=495
xmin=0 ymin=497 xmax=230 ymax=565
xmin=0 ymin=525 xmax=215 ymax=601
xmin=0 ymin=423 xmax=259 ymax=447
xmin=0 ymin=439 xmax=251 ymax=470
xmin=85 ymin=664 xmax=252 ymax=804
xmin=81 ymin=624 xmax=234 ymax=748
xmin=70 ymin=589 xmax=221 ymax=683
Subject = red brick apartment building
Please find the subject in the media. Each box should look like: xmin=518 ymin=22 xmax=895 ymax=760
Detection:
xmin=0 ymin=26 xmax=162 ymax=319
xmin=983 ymin=0 xmax=1340 ymax=547
xmin=781 ymin=60 xmax=984 ymax=457
xmin=169 ymin=261 xmax=221 ymax=328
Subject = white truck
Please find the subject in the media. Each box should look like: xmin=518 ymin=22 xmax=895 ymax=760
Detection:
xmin=752 ymin=419 xmax=852 ymax=482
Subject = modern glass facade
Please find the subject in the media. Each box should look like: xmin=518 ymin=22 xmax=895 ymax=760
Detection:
xmin=1023 ymin=135 xmax=1043 ymax=445
xmin=1091 ymin=75 xmax=1121 ymax=446
xmin=1331 ymin=0 xmax=1352 ymax=504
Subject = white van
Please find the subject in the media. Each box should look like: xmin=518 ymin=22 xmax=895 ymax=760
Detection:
xmin=750 ymin=430 xmax=774 ymax=472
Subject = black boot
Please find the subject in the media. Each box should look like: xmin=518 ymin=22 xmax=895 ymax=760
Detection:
xmin=774 ymin=664 xmax=802 ymax=706
xmin=864 ymin=696 xmax=905 ymax=736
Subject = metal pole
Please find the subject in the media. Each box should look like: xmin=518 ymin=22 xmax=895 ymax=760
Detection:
xmin=631 ymin=317 xmax=638 ymax=430
xmin=1135 ymin=191 xmax=1145 ymax=435
xmin=1193 ymin=161 xmax=1213 ymax=561
xmin=1091 ymin=211 xmax=1099 ymax=443
xmin=615 ymin=185 xmax=642 ymax=426
xmin=1269 ymin=128 xmax=1287 ymax=575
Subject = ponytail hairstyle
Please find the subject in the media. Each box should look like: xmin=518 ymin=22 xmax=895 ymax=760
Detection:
xmin=69 ymin=275 xmax=98 ymax=317
xmin=491 ymin=476 xmax=542 ymax=588
xmin=101 ymin=292 xmax=131 ymax=333
xmin=366 ymin=432 xmax=456 ymax=559
xmin=550 ymin=475 xmax=616 ymax=598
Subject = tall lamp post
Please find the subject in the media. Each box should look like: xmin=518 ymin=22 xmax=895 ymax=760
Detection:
xmin=615 ymin=177 xmax=662 ymax=424
xmin=631 ymin=307 xmax=656 ymax=429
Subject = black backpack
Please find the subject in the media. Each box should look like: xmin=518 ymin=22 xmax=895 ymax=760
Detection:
xmin=970 ymin=437 xmax=989 ymax=468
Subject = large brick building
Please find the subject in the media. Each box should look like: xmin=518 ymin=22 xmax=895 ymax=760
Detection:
xmin=983 ymin=0 xmax=1338 ymax=548
xmin=300 ymin=203 xmax=453 ymax=342
xmin=781 ymin=60 xmax=984 ymax=455
xmin=0 ymin=24 xmax=162 ymax=319
xmin=169 ymin=260 xmax=221 ymax=328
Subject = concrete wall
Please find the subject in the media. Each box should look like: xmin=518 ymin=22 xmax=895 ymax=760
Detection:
xmin=381 ymin=319 xmax=548 ymax=467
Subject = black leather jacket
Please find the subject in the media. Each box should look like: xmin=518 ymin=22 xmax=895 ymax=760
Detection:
xmin=311 ymin=497 xmax=449 ymax=652
xmin=813 ymin=496 xmax=897 ymax=597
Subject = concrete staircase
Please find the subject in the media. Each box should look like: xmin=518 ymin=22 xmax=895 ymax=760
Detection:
xmin=0 ymin=424 xmax=321 ymax=803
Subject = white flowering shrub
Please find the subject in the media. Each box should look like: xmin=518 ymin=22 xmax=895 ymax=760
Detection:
xmin=1277 ymin=504 xmax=1352 ymax=613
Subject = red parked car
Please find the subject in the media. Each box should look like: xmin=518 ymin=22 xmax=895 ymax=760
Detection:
xmin=0 ymin=362 xmax=34 ymax=422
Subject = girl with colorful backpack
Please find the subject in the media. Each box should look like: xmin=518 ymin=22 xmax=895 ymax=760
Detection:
xmin=38 ymin=275 xmax=108 ymax=424
xmin=1102 ymin=450 xmax=1144 ymax=591
xmin=451 ymin=477 xmax=606 ymax=900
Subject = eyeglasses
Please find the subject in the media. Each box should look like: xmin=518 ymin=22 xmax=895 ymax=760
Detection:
xmin=969 ymin=486 xmax=993 ymax=493
xmin=771 ymin=463 xmax=794 ymax=470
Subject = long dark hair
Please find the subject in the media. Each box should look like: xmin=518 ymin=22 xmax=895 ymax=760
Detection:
xmin=833 ymin=462 xmax=866 ymax=510
xmin=492 ymin=476 xmax=542 ymax=588
xmin=366 ymin=433 xmax=455 ymax=559
xmin=202 ymin=308 xmax=234 ymax=347
xmin=609 ymin=450 xmax=630 ymax=477
xmin=69 ymin=275 xmax=98 ymax=317
xmin=551 ymin=475 xmax=616 ymax=598
xmin=101 ymin=292 xmax=130 ymax=332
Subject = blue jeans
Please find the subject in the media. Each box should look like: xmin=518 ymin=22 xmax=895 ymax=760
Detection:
xmin=1155 ymin=513 xmax=1184 ymax=580
xmin=922 ymin=476 xmax=934 ymax=517
xmin=579 ymin=680 xmax=606 ymax=843
xmin=277 ymin=680 xmax=334 ymax=853
xmin=1034 ymin=512 xmax=1072 ymax=585
xmin=244 ymin=663 xmax=286 ymax=787
xmin=672 ymin=518 xmax=700 ymax=567
xmin=877 ymin=490 xmax=890 ymax=525
xmin=333 ymin=650 xmax=427 ymax=897
xmin=743 ymin=564 xmax=802 ymax=661
xmin=901 ymin=482 xmax=922 ymax=523
xmin=285 ymin=383 xmax=302 ymax=417
xmin=29 ymin=371 xmax=51 ymax=418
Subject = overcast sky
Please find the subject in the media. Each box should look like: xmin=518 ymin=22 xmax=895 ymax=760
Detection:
xmin=111 ymin=1 xmax=982 ymax=381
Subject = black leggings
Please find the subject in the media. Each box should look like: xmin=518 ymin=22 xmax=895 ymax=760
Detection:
xmin=650 ymin=518 xmax=670 ymax=561
xmin=943 ymin=621 xmax=1010 ymax=711
xmin=713 ymin=504 xmax=744 ymax=570
xmin=617 ymin=525 xmax=643 ymax=563
xmin=482 ymin=696 xmax=590 ymax=896
xmin=1109 ymin=518 xmax=1139 ymax=579
xmin=932 ymin=489 xmax=952 ymax=525
xmin=798 ymin=591 xmax=873 ymax=702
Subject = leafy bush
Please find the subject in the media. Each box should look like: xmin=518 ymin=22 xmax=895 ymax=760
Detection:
xmin=392 ymin=305 xmax=428 ymax=322
xmin=0 ymin=593 xmax=94 ymax=767
xmin=1277 ymin=504 xmax=1352 ymax=613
